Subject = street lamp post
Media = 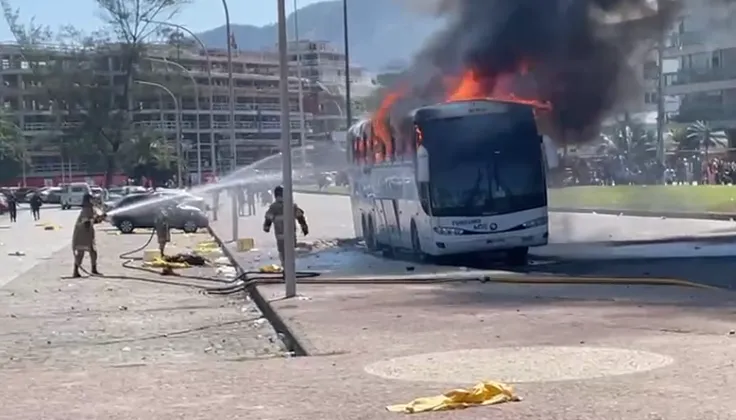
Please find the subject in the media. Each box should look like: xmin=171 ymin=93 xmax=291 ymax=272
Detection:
xmin=222 ymin=0 xmax=239 ymax=243
xmin=277 ymin=0 xmax=297 ymax=298
xmin=145 ymin=56 xmax=202 ymax=185
xmin=342 ymin=0 xmax=352 ymax=129
xmin=147 ymin=20 xmax=217 ymax=181
xmin=135 ymin=80 xmax=183 ymax=186
xmin=293 ymin=0 xmax=308 ymax=170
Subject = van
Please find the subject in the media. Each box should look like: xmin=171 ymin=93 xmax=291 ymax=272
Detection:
xmin=60 ymin=182 xmax=92 ymax=209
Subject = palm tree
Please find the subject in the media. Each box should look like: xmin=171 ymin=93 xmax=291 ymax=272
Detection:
xmin=120 ymin=130 xmax=174 ymax=185
xmin=684 ymin=120 xmax=727 ymax=162
xmin=602 ymin=118 xmax=657 ymax=163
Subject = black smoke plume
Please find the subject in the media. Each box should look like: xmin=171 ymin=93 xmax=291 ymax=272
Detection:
xmin=385 ymin=0 xmax=681 ymax=145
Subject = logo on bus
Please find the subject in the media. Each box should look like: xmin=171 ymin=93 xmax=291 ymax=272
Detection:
xmin=471 ymin=222 xmax=498 ymax=231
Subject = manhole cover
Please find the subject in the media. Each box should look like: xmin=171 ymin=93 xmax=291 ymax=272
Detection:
xmin=364 ymin=346 xmax=673 ymax=383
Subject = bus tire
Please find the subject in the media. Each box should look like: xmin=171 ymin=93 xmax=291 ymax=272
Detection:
xmin=410 ymin=222 xmax=427 ymax=262
xmin=505 ymin=247 xmax=529 ymax=266
xmin=365 ymin=216 xmax=378 ymax=251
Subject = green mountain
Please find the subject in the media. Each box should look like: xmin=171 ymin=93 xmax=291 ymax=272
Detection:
xmin=197 ymin=0 xmax=441 ymax=71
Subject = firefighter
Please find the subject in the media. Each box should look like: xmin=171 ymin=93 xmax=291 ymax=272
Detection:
xmin=263 ymin=185 xmax=309 ymax=267
xmin=72 ymin=193 xmax=105 ymax=277
xmin=154 ymin=202 xmax=175 ymax=258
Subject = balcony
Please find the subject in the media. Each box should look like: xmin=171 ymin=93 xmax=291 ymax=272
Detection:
xmin=670 ymin=104 xmax=736 ymax=125
xmin=21 ymin=121 xmax=82 ymax=131
xmin=664 ymin=68 xmax=736 ymax=95
xmin=662 ymin=32 xmax=736 ymax=57
xmin=134 ymin=120 xmax=308 ymax=131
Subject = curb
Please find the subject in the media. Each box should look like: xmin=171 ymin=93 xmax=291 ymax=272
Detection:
xmin=550 ymin=207 xmax=736 ymax=221
xmin=205 ymin=226 xmax=310 ymax=357
xmin=293 ymin=189 xmax=736 ymax=221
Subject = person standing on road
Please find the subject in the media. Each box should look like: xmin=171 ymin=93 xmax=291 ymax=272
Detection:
xmin=263 ymin=185 xmax=309 ymax=267
xmin=29 ymin=192 xmax=42 ymax=221
xmin=7 ymin=194 xmax=17 ymax=222
xmin=246 ymin=186 xmax=256 ymax=216
xmin=72 ymin=193 xmax=105 ymax=278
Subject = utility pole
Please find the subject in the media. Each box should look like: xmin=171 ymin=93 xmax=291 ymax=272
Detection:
xmin=656 ymin=28 xmax=666 ymax=184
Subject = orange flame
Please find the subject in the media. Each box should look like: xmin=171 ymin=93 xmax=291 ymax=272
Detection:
xmin=445 ymin=68 xmax=551 ymax=110
xmin=371 ymin=87 xmax=406 ymax=156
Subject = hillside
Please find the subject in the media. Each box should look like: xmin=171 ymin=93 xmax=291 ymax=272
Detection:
xmin=196 ymin=0 xmax=442 ymax=71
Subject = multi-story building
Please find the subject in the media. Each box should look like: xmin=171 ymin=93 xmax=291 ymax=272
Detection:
xmin=288 ymin=40 xmax=377 ymax=135
xmin=662 ymin=2 xmax=736 ymax=127
xmin=0 ymin=41 xmax=312 ymax=185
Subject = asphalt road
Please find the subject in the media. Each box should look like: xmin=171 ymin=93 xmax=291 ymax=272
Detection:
xmin=209 ymin=193 xmax=736 ymax=289
xmin=0 ymin=205 xmax=81 ymax=287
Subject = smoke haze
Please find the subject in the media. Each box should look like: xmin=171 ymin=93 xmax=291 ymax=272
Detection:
xmin=386 ymin=0 xmax=681 ymax=145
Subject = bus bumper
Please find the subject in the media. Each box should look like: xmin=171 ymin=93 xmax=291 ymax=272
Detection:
xmin=426 ymin=226 xmax=548 ymax=256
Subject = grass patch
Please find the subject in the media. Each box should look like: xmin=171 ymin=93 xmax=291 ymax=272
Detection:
xmin=295 ymin=185 xmax=736 ymax=214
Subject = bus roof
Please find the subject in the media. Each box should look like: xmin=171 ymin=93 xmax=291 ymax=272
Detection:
xmin=413 ymin=99 xmax=537 ymax=122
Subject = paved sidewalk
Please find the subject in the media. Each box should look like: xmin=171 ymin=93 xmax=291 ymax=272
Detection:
xmin=0 ymin=226 xmax=287 ymax=419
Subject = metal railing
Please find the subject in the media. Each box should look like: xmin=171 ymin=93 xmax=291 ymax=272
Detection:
xmin=665 ymin=67 xmax=736 ymax=86
xmin=133 ymin=120 xmax=308 ymax=130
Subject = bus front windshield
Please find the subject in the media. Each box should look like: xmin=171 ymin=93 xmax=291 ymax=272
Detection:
xmin=421 ymin=113 xmax=547 ymax=218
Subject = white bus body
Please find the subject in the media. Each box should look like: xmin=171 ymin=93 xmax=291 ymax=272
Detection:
xmin=347 ymin=99 xmax=556 ymax=265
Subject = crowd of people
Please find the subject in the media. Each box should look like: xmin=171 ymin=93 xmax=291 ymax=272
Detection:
xmin=554 ymin=154 xmax=736 ymax=186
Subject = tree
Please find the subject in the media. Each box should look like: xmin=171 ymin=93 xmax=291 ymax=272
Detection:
xmin=682 ymin=120 xmax=727 ymax=161
xmin=2 ymin=0 xmax=190 ymax=187
xmin=119 ymin=129 xmax=176 ymax=186
xmin=600 ymin=119 xmax=657 ymax=164
xmin=0 ymin=115 xmax=26 ymax=183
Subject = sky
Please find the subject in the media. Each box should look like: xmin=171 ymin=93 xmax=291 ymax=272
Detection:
xmin=0 ymin=0 xmax=325 ymax=42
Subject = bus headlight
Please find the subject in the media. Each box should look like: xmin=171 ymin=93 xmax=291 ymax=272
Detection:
xmin=433 ymin=226 xmax=465 ymax=235
xmin=522 ymin=217 xmax=548 ymax=229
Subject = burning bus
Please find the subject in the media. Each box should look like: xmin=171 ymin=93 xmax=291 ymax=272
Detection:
xmin=346 ymin=71 xmax=558 ymax=265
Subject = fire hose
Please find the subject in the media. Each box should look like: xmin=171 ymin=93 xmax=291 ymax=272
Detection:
xmin=90 ymin=228 xmax=721 ymax=295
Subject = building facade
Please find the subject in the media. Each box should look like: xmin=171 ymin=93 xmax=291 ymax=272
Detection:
xmin=662 ymin=2 xmax=736 ymax=127
xmin=0 ymin=42 xmax=313 ymax=185
xmin=287 ymin=40 xmax=377 ymax=135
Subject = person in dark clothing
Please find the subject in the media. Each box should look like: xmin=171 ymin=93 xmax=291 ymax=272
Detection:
xmin=263 ymin=185 xmax=309 ymax=267
xmin=7 ymin=194 xmax=17 ymax=222
xmin=29 ymin=192 xmax=42 ymax=221
xmin=246 ymin=187 xmax=256 ymax=216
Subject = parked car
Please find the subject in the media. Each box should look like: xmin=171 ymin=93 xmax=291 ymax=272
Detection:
xmin=108 ymin=192 xmax=209 ymax=234
xmin=42 ymin=187 xmax=63 ymax=204
xmin=14 ymin=187 xmax=35 ymax=203
xmin=60 ymin=182 xmax=92 ymax=209
xmin=155 ymin=188 xmax=209 ymax=211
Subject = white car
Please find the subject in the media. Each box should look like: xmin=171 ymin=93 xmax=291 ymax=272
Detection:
xmin=60 ymin=182 xmax=92 ymax=209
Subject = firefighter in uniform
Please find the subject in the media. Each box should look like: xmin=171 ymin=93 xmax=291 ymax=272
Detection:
xmin=154 ymin=203 xmax=174 ymax=257
xmin=263 ymin=185 xmax=309 ymax=267
xmin=72 ymin=193 xmax=106 ymax=277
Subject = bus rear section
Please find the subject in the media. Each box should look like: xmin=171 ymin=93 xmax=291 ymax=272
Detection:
xmin=412 ymin=100 xmax=549 ymax=265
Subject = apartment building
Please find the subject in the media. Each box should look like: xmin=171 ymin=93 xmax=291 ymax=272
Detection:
xmin=288 ymin=40 xmax=377 ymax=134
xmin=0 ymin=42 xmax=312 ymax=185
xmin=662 ymin=1 xmax=736 ymax=127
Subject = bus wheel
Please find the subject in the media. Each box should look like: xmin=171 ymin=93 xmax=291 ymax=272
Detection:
xmin=505 ymin=247 xmax=529 ymax=266
xmin=365 ymin=217 xmax=378 ymax=251
xmin=410 ymin=223 xmax=426 ymax=262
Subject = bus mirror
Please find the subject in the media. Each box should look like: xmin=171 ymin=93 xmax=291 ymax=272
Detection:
xmin=542 ymin=136 xmax=559 ymax=169
xmin=416 ymin=145 xmax=429 ymax=182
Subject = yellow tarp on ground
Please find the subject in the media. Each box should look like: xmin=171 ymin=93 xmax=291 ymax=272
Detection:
xmin=259 ymin=264 xmax=283 ymax=273
xmin=387 ymin=381 xmax=520 ymax=414
xmin=142 ymin=258 xmax=189 ymax=269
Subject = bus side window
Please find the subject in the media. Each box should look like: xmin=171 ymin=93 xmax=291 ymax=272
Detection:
xmin=392 ymin=133 xmax=402 ymax=160
xmin=374 ymin=135 xmax=383 ymax=163
xmin=365 ymin=134 xmax=373 ymax=165
xmin=388 ymin=133 xmax=396 ymax=161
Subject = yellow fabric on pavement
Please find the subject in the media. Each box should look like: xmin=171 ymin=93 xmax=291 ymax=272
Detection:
xmin=259 ymin=264 xmax=283 ymax=273
xmin=142 ymin=258 xmax=189 ymax=269
xmin=386 ymin=381 xmax=520 ymax=414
